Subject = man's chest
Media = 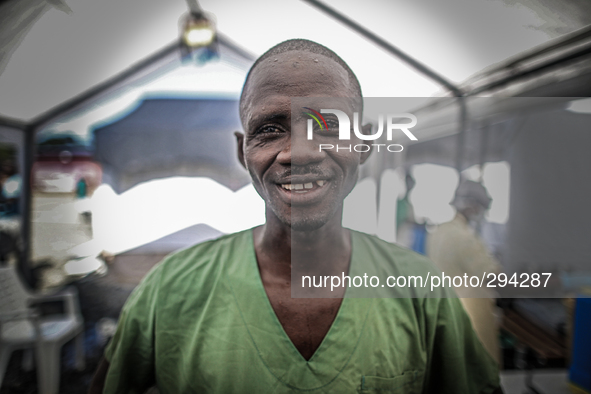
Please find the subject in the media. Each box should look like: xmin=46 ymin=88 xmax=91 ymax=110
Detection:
xmin=264 ymin=283 xmax=344 ymax=361
xmin=154 ymin=289 xmax=428 ymax=393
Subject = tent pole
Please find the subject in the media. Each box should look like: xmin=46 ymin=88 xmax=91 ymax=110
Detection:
xmin=456 ymin=97 xmax=467 ymax=173
xmin=301 ymin=0 xmax=463 ymax=98
xmin=20 ymin=125 xmax=35 ymax=286
xmin=479 ymin=121 xmax=490 ymax=181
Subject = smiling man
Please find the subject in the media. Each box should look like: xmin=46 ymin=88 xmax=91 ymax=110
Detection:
xmin=90 ymin=39 xmax=502 ymax=394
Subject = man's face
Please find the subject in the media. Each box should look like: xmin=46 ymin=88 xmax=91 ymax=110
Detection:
xmin=236 ymin=50 xmax=371 ymax=231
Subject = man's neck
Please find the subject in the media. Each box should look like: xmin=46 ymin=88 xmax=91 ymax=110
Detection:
xmin=252 ymin=209 xmax=351 ymax=359
xmin=253 ymin=209 xmax=352 ymax=283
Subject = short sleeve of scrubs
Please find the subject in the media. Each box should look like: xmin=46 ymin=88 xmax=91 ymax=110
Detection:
xmin=103 ymin=262 xmax=163 ymax=393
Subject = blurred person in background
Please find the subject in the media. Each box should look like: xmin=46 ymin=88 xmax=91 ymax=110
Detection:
xmin=90 ymin=40 xmax=502 ymax=394
xmin=427 ymin=179 xmax=502 ymax=364
xmin=396 ymin=171 xmax=416 ymax=248
xmin=396 ymin=171 xmax=428 ymax=254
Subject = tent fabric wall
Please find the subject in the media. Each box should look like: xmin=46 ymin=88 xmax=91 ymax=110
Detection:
xmin=506 ymin=107 xmax=591 ymax=273
xmin=93 ymin=97 xmax=250 ymax=194
xmin=404 ymin=122 xmax=512 ymax=171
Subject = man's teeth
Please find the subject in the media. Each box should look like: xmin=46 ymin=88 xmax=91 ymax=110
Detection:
xmin=281 ymin=180 xmax=326 ymax=190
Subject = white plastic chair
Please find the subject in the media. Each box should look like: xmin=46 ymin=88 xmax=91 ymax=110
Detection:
xmin=0 ymin=266 xmax=85 ymax=394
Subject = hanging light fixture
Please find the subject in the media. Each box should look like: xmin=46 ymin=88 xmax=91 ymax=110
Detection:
xmin=181 ymin=10 xmax=216 ymax=48
xmin=180 ymin=0 xmax=216 ymax=50
xmin=179 ymin=0 xmax=218 ymax=64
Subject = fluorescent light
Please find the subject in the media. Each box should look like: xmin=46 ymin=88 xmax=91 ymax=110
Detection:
xmin=184 ymin=25 xmax=214 ymax=47
xmin=181 ymin=12 xmax=215 ymax=48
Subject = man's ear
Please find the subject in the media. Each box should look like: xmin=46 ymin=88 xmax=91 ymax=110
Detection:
xmin=359 ymin=123 xmax=373 ymax=164
xmin=234 ymin=132 xmax=247 ymax=169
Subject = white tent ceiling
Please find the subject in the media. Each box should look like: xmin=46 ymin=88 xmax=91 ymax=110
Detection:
xmin=0 ymin=0 xmax=590 ymax=122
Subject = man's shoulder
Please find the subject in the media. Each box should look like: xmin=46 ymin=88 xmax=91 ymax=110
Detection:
xmin=352 ymin=230 xmax=434 ymax=263
xmin=149 ymin=229 xmax=252 ymax=283
xmin=351 ymin=230 xmax=438 ymax=275
xmin=168 ymin=229 xmax=250 ymax=261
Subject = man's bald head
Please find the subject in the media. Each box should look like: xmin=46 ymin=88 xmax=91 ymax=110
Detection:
xmin=239 ymin=39 xmax=362 ymax=127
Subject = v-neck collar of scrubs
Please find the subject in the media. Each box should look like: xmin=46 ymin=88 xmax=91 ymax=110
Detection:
xmin=229 ymin=229 xmax=374 ymax=391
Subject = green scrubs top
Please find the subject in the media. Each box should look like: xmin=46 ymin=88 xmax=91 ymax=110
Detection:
xmin=104 ymin=229 xmax=500 ymax=393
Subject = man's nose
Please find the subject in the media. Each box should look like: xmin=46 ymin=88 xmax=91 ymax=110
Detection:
xmin=276 ymin=125 xmax=326 ymax=166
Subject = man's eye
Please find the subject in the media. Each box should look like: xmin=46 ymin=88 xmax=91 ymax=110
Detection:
xmin=257 ymin=126 xmax=282 ymax=134
xmin=326 ymin=120 xmax=339 ymax=130
xmin=314 ymin=120 xmax=339 ymax=133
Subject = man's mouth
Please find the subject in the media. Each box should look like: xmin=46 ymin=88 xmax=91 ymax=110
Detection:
xmin=280 ymin=180 xmax=326 ymax=193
